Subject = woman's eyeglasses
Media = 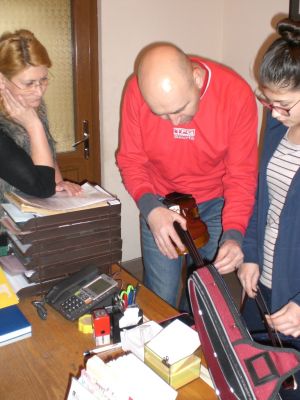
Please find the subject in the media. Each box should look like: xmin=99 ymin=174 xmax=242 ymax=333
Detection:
xmin=255 ymin=89 xmax=300 ymax=117
xmin=10 ymin=76 xmax=50 ymax=93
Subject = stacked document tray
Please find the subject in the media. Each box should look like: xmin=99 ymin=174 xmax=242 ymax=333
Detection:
xmin=1 ymin=201 xmax=122 ymax=296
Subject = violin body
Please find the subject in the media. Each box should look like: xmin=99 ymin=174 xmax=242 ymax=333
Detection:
xmin=163 ymin=192 xmax=209 ymax=255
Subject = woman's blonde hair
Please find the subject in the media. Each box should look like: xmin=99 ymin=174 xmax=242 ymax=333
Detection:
xmin=0 ymin=29 xmax=51 ymax=80
xmin=0 ymin=29 xmax=51 ymax=114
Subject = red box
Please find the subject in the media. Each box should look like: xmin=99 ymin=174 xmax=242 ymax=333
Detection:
xmin=92 ymin=308 xmax=111 ymax=345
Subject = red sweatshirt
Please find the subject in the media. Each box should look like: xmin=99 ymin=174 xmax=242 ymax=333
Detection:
xmin=117 ymin=57 xmax=258 ymax=235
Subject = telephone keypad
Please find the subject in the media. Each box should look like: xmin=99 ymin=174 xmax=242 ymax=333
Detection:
xmin=60 ymin=295 xmax=94 ymax=319
xmin=61 ymin=296 xmax=84 ymax=311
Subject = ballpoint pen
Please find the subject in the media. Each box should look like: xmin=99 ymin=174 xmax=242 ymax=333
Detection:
xmin=83 ymin=342 xmax=122 ymax=356
xmin=132 ymin=283 xmax=141 ymax=304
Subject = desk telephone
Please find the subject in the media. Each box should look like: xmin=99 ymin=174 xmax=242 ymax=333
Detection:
xmin=45 ymin=266 xmax=118 ymax=321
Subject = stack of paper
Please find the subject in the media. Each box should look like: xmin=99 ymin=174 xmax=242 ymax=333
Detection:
xmin=4 ymin=183 xmax=117 ymax=216
xmin=67 ymin=353 xmax=177 ymax=400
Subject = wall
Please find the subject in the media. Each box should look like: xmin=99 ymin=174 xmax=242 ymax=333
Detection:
xmin=99 ymin=0 xmax=289 ymax=262
xmin=222 ymin=0 xmax=289 ymax=131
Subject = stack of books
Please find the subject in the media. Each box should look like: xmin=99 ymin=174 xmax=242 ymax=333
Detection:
xmin=0 ymin=267 xmax=31 ymax=346
xmin=0 ymin=183 xmax=122 ymax=297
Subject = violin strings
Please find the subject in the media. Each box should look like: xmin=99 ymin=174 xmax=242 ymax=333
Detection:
xmin=180 ymin=225 xmax=204 ymax=267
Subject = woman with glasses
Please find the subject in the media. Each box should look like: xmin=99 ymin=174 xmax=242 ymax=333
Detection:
xmin=0 ymin=29 xmax=80 ymax=206
xmin=238 ymin=17 xmax=300 ymax=399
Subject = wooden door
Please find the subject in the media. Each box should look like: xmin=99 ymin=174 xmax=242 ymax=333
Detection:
xmin=57 ymin=0 xmax=101 ymax=184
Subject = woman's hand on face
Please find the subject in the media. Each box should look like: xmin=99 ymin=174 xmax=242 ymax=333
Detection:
xmin=55 ymin=181 xmax=82 ymax=196
xmin=266 ymin=302 xmax=300 ymax=338
xmin=0 ymin=83 xmax=38 ymax=130
xmin=237 ymin=262 xmax=260 ymax=298
xmin=0 ymin=73 xmax=6 ymax=90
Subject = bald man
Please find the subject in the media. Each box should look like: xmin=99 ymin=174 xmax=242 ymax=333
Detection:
xmin=117 ymin=43 xmax=258 ymax=308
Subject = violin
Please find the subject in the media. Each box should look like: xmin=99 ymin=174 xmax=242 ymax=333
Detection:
xmin=163 ymin=192 xmax=209 ymax=256
xmin=173 ymin=218 xmax=296 ymax=392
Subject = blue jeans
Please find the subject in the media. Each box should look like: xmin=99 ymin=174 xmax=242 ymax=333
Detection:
xmin=242 ymin=284 xmax=300 ymax=400
xmin=141 ymin=197 xmax=224 ymax=308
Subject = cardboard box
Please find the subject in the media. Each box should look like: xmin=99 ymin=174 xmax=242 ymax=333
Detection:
xmin=144 ymin=344 xmax=201 ymax=389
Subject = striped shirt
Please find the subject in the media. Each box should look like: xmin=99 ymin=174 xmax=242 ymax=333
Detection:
xmin=260 ymin=133 xmax=300 ymax=288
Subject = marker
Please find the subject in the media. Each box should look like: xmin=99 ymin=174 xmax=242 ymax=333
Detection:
xmin=83 ymin=342 xmax=122 ymax=356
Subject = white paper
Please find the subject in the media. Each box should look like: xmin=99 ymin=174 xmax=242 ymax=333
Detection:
xmin=4 ymin=270 xmax=35 ymax=294
xmin=146 ymin=319 xmax=200 ymax=365
xmin=8 ymin=232 xmax=31 ymax=253
xmin=6 ymin=182 xmax=117 ymax=213
xmin=86 ymin=353 xmax=177 ymax=400
xmin=1 ymin=203 xmax=37 ymax=222
xmin=121 ymin=320 xmax=162 ymax=361
xmin=67 ymin=377 xmax=98 ymax=400
xmin=118 ymin=307 xmax=142 ymax=329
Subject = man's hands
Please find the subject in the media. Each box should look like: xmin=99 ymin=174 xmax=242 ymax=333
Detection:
xmin=214 ymin=240 xmax=244 ymax=274
xmin=147 ymin=208 xmax=244 ymax=269
xmin=147 ymin=207 xmax=187 ymax=259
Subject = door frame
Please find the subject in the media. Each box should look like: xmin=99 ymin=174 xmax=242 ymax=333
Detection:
xmin=57 ymin=0 xmax=101 ymax=185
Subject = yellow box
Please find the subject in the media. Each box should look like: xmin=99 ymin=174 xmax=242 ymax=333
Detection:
xmin=144 ymin=345 xmax=201 ymax=389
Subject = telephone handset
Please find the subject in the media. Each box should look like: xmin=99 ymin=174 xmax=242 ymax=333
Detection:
xmin=45 ymin=265 xmax=118 ymax=321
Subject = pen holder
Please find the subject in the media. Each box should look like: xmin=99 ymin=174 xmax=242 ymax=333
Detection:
xmin=144 ymin=345 xmax=201 ymax=389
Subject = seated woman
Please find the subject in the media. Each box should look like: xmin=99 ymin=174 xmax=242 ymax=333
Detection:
xmin=0 ymin=28 xmax=81 ymax=204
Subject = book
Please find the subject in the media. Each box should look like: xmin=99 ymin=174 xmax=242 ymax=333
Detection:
xmin=0 ymin=266 xmax=19 ymax=309
xmin=0 ymin=305 xmax=31 ymax=346
xmin=4 ymin=182 xmax=118 ymax=216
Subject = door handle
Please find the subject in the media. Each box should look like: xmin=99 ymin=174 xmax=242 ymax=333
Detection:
xmin=72 ymin=120 xmax=90 ymax=159
xmin=73 ymin=133 xmax=89 ymax=147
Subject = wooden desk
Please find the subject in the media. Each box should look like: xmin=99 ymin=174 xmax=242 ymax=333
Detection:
xmin=0 ymin=265 xmax=217 ymax=400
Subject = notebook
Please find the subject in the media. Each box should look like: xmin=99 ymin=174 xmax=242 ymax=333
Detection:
xmin=0 ymin=305 xmax=31 ymax=346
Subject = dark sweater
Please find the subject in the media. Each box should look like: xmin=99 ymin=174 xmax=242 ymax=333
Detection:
xmin=0 ymin=102 xmax=56 ymax=203
xmin=243 ymin=112 xmax=300 ymax=312
xmin=0 ymin=132 xmax=55 ymax=198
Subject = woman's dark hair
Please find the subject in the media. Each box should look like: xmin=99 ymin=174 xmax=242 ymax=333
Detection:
xmin=259 ymin=18 xmax=300 ymax=89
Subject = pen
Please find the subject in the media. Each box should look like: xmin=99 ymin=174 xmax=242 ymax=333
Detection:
xmin=83 ymin=342 xmax=122 ymax=356
xmin=132 ymin=283 xmax=141 ymax=304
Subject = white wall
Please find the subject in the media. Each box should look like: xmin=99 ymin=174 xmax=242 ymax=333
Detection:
xmin=222 ymin=0 xmax=289 ymax=131
xmin=99 ymin=0 xmax=290 ymax=262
